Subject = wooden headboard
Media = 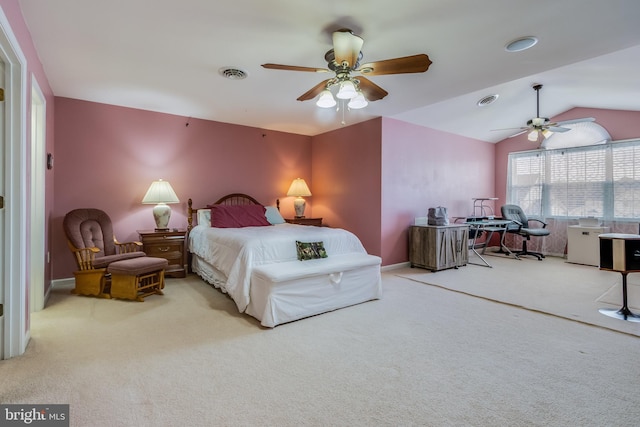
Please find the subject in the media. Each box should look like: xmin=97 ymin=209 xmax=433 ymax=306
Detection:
xmin=187 ymin=193 xmax=280 ymax=231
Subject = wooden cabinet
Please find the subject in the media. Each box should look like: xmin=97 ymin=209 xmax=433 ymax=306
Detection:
xmin=409 ymin=224 xmax=469 ymax=271
xmin=285 ymin=217 xmax=323 ymax=226
xmin=138 ymin=229 xmax=187 ymax=278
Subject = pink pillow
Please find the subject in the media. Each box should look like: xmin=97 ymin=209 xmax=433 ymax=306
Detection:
xmin=209 ymin=204 xmax=271 ymax=228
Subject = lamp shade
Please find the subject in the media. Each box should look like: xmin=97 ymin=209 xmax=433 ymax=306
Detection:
xmin=316 ymin=89 xmax=337 ymax=108
xmin=336 ymin=80 xmax=357 ymax=99
xmin=142 ymin=179 xmax=179 ymax=204
xmin=286 ymin=178 xmax=312 ymax=197
xmin=142 ymin=179 xmax=179 ymax=230
xmin=348 ymin=92 xmax=368 ymax=109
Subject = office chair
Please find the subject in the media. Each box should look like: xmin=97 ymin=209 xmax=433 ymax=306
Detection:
xmin=500 ymin=204 xmax=550 ymax=260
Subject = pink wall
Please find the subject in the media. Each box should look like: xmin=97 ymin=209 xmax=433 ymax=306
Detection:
xmin=495 ymin=108 xmax=640 ymax=207
xmin=311 ymin=118 xmax=383 ymax=257
xmin=53 ymin=98 xmax=312 ymax=279
xmin=381 ymin=118 xmax=496 ymax=265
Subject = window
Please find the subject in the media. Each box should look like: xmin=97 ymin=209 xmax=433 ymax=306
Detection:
xmin=507 ymin=140 xmax=640 ymax=221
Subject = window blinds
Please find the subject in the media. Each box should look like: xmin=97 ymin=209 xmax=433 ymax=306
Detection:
xmin=507 ymin=139 xmax=640 ymax=221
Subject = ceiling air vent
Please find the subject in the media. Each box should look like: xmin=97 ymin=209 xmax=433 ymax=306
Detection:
xmin=219 ymin=67 xmax=248 ymax=80
xmin=477 ymin=94 xmax=498 ymax=107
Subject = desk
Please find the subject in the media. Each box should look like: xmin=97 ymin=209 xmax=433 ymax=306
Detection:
xmin=466 ymin=219 xmax=514 ymax=267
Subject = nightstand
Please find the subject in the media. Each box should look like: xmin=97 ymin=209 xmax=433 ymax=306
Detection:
xmin=285 ymin=217 xmax=322 ymax=226
xmin=137 ymin=229 xmax=187 ymax=278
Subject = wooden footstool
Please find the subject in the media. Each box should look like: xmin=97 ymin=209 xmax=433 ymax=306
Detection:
xmin=107 ymin=257 xmax=168 ymax=302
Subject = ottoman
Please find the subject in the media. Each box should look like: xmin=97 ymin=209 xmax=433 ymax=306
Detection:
xmin=108 ymin=257 xmax=168 ymax=301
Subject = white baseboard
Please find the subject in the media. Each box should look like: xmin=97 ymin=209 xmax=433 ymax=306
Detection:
xmin=381 ymin=261 xmax=410 ymax=272
xmin=52 ymin=277 xmax=75 ymax=288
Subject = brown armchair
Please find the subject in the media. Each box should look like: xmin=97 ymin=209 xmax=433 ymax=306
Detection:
xmin=63 ymin=208 xmax=146 ymax=297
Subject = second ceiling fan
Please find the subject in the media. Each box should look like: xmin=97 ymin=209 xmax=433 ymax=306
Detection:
xmin=495 ymin=83 xmax=595 ymax=143
xmin=261 ymin=29 xmax=432 ymax=109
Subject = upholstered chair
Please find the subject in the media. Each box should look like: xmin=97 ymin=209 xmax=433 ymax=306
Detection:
xmin=63 ymin=208 xmax=146 ymax=297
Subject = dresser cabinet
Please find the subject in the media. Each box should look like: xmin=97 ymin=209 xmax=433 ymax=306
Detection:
xmin=409 ymin=224 xmax=469 ymax=271
xmin=138 ymin=229 xmax=187 ymax=278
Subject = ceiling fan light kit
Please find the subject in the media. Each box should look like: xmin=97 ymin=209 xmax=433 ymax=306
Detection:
xmin=262 ymin=28 xmax=432 ymax=115
xmin=493 ymin=83 xmax=595 ymax=146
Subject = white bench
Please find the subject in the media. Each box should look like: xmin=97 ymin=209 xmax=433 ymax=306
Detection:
xmin=248 ymin=253 xmax=382 ymax=327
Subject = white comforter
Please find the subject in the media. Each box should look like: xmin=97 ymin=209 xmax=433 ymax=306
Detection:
xmin=188 ymin=223 xmax=367 ymax=312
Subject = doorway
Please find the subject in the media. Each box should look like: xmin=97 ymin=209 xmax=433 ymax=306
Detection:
xmin=0 ymin=7 xmax=29 ymax=359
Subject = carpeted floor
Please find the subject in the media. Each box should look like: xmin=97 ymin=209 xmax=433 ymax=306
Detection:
xmin=1 ymin=259 xmax=639 ymax=426
xmin=395 ymin=252 xmax=640 ymax=337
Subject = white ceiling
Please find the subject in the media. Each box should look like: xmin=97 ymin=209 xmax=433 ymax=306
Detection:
xmin=18 ymin=0 xmax=640 ymax=143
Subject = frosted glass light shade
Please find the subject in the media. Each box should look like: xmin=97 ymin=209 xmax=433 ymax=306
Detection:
xmin=316 ymin=90 xmax=337 ymax=108
xmin=348 ymin=92 xmax=368 ymax=109
xmin=527 ymin=130 xmax=538 ymax=142
xmin=142 ymin=179 xmax=179 ymax=230
xmin=336 ymin=80 xmax=357 ymax=99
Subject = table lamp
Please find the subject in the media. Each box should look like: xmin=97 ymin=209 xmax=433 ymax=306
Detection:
xmin=287 ymin=178 xmax=312 ymax=218
xmin=142 ymin=179 xmax=180 ymax=230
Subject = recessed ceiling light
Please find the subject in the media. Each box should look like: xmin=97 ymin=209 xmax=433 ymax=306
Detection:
xmin=477 ymin=94 xmax=499 ymax=107
xmin=218 ymin=67 xmax=248 ymax=80
xmin=505 ymin=36 xmax=538 ymax=52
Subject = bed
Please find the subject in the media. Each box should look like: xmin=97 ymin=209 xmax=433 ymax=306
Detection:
xmin=187 ymin=193 xmax=382 ymax=327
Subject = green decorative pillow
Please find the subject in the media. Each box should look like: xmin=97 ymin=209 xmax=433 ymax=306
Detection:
xmin=296 ymin=241 xmax=328 ymax=261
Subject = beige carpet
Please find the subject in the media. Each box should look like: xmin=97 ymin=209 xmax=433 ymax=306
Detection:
xmin=396 ymin=253 xmax=640 ymax=337
xmin=1 ymin=269 xmax=639 ymax=426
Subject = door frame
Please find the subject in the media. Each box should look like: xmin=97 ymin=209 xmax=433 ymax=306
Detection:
xmin=30 ymin=75 xmax=46 ymax=312
xmin=0 ymin=6 xmax=29 ymax=359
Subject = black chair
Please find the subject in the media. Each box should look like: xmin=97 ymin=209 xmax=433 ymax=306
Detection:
xmin=500 ymin=204 xmax=550 ymax=260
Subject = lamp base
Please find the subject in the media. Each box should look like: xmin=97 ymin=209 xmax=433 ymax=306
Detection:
xmin=293 ymin=197 xmax=306 ymax=218
xmin=152 ymin=203 xmax=172 ymax=230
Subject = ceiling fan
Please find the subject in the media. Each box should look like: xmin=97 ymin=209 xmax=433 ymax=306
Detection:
xmin=261 ymin=29 xmax=432 ymax=109
xmin=494 ymin=83 xmax=595 ymax=142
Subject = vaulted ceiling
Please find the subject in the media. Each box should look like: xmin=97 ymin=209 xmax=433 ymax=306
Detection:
xmin=18 ymin=0 xmax=640 ymax=142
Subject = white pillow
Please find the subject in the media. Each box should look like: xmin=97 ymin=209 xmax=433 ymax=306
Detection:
xmin=265 ymin=206 xmax=285 ymax=224
xmin=197 ymin=209 xmax=211 ymax=227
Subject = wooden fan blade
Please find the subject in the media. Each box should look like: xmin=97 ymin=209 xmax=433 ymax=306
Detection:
xmin=332 ymin=30 xmax=364 ymax=68
xmin=262 ymin=63 xmax=330 ymax=73
xmin=357 ymin=54 xmax=432 ymax=75
xmin=297 ymin=79 xmax=331 ymax=101
xmin=357 ymin=76 xmax=388 ymax=101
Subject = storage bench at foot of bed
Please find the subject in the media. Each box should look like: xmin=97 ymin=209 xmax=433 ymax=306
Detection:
xmin=249 ymin=253 xmax=382 ymax=327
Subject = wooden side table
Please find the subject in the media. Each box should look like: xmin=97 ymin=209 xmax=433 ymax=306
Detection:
xmin=285 ymin=217 xmax=322 ymax=226
xmin=137 ymin=229 xmax=187 ymax=278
